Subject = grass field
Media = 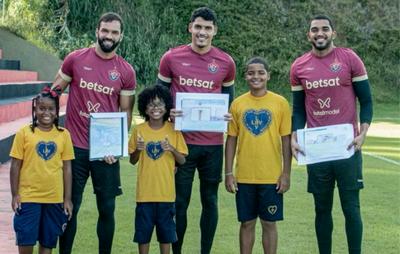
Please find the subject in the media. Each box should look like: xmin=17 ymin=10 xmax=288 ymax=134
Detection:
xmin=58 ymin=104 xmax=400 ymax=254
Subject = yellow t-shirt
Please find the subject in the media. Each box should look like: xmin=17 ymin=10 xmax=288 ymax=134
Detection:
xmin=228 ymin=91 xmax=291 ymax=184
xmin=128 ymin=122 xmax=188 ymax=202
xmin=10 ymin=125 xmax=75 ymax=203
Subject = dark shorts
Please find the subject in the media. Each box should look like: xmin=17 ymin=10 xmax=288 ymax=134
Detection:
xmin=72 ymin=147 xmax=122 ymax=198
xmin=175 ymin=144 xmax=223 ymax=184
xmin=307 ymin=151 xmax=363 ymax=193
xmin=13 ymin=203 xmax=68 ymax=248
xmin=133 ymin=202 xmax=177 ymax=244
xmin=235 ymin=184 xmax=283 ymax=222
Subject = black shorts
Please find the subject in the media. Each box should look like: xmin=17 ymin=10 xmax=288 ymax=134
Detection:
xmin=133 ymin=202 xmax=177 ymax=244
xmin=72 ymin=147 xmax=122 ymax=198
xmin=307 ymin=151 xmax=363 ymax=193
xmin=235 ymin=183 xmax=283 ymax=222
xmin=175 ymin=144 xmax=223 ymax=184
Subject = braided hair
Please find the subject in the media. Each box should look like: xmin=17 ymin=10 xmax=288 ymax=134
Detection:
xmin=31 ymin=85 xmax=63 ymax=132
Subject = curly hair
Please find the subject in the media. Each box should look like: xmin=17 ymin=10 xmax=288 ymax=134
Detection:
xmin=138 ymin=85 xmax=173 ymax=122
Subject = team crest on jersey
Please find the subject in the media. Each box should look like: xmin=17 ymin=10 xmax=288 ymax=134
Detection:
xmin=36 ymin=141 xmax=57 ymax=161
xmin=108 ymin=69 xmax=121 ymax=81
xmin=243 ymin=109 xmax=272 ymax=136
xmin=208 ymin=60 xmax=219 ymax=74
xmin=330 ymin=60 xmax=342 ymax=73
xmin=146 ymin=141 xmax=164 ymax=160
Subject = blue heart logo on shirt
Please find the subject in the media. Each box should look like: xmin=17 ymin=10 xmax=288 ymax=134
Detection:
xmin=146 ymin=141 xmax=164 ymax=160
xmin=36 ymin=141 xmax=57 ymax=161
xmin=243 ymin=109 xmax=272 ymax=136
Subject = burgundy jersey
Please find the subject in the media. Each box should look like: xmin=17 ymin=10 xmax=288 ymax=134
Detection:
xmin=290 ymin=47 xmax=367 ymax=135
xmin=59 ymin=47 xmax=136 ymax=149
xmin=158 ymin=45 xmax=236 ymax=145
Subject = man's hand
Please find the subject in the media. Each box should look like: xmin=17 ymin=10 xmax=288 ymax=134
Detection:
xmin=103 ymin=155 xmax=117 ymax=164
xmin=291 ymin=132 xmax=304 ymax=160
xmin=348 ymin=132 xmax=367 ymax=151
xmin=225 ymin=174 xmax=238 ymax=193
xmin=276 ymin=173 xmax=290 ymax=194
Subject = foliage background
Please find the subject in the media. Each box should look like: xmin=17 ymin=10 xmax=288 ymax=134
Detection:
xmin=1 ymin=0 xmax=399 ymax=102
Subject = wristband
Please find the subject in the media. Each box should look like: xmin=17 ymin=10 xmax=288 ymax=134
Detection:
xmin=225 ymin=172 xmax=233 ymax=176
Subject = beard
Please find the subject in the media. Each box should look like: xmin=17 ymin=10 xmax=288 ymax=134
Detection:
xmin=98 ymin=37 xmax=120 ymax=53
xmin=312 ymin=37 xmax=333 ymax=51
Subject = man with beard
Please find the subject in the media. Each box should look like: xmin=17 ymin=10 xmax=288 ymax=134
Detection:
xmin=52 ymin=12 xmax=136 ymax=254
xmin=157 ymin=7 xmax=236 ymax=254
xmin=290 ymin=15 xmax=372 ymax=254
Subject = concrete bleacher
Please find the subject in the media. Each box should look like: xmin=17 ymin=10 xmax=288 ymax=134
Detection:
xmin=0 ymin=48 xmax=67 ymax=163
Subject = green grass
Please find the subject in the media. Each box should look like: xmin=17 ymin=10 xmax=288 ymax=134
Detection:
xmin=56 ymin=105 xmax=400 ymax=253
xmin=56 ymin=131 xmax=400 ymax=254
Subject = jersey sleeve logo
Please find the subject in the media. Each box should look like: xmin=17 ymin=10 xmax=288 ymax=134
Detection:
xmin=146 ymin=141 xmax=164 ymax=160
xmin=108 ymin=69 xmax=121 ymax=81
xmin=36 ymin=141 xmax=57 ymax=161
xmin=208 ymin=60 xmax=219 ymax=73
xmin=243 ymin=109 xmax=272 ymax=136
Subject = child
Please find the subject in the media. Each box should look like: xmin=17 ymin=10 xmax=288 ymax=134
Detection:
xmin=9 ymin=86 xmax=74 ymax=254
xmin=129 ymin=85 xmax=188 ymax=254
xmin=224 ymin=57 xmax=292 ymax=254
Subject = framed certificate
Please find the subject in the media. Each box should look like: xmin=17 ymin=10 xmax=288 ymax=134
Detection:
xmin=296 ymin=123 xmax=355 ymax=165
xmin=89 ymin=112 xmax=129 ymax=161
xmin=175 ymin=92 xmax=229 ymax=132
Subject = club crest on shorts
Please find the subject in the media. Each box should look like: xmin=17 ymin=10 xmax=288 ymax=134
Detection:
xmin=330 ymin=60 xmax=342 ymax=73
xmin=243 ymin=109 xmax=271 ymax=136
xmin=36 ymin=141 xmax=57 ymax=161
xmin=267 ymin=205 xmax=277 ymax=215
xmin=108 ymin=69 xmax=121 ymax=81
xmin=146 ymin=141 xmax=164 ymax=160
xmin=208 ymin=60 xmax=219 ymax=73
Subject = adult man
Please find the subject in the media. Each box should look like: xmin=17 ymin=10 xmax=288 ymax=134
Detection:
xmin=157 ymin=7 xmax=236 ymax=254
xmin=53 ymin=12 xmax=136 ymax=254
xmin=290 ymin=15 xmax=373 ymax=254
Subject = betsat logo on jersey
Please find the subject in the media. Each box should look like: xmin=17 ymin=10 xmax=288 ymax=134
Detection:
xmin=179 ymin=76 xmax=215 ymax=89
xmin=305 ymin=77 xmax=340 ymax=90
xmin=79 ymin=78 xmax=115 ymax=95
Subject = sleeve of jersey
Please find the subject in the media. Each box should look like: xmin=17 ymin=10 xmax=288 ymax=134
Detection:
xmin=290 ymin=62 xmax=303 ymax=92
xmin=157 ymin=51 xmax=172 ymax=83
xmin=175 ymin=131 xmax=188 ymax=156
xmin=128 ymin=128 xmax=138 ymax=154
xmin=222 ymin=56 xmax=236 ymax=87
xmin=227 ymin=102 xmax=239 ymax=137
xmin=121 ymin=65 xmax=137 ymax=96
xmin=279 ymin=99 xmax=292 ymax=136
xmin=9 ymin=128 xmax=25 ymax=159
xmin=62 ymin=130 xmax=75 ymax=160
xmin=349 ymin=49 xmax=368 ymax=82
xmin=58 ymin=52 xmax=75 ymax=83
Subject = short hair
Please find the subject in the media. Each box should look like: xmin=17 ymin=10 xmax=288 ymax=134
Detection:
xmin=138 ymin=85 xmax=173 ymax=122
xmin=190 ymin=7 xmax=217 ymax=25
xmin=97 ymin=12 xmax=124 ymax=33
xmin=245 ymin=57 xmax=269 ymax=72
xmin=309 ymin=14 xmax=335 ymax=31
